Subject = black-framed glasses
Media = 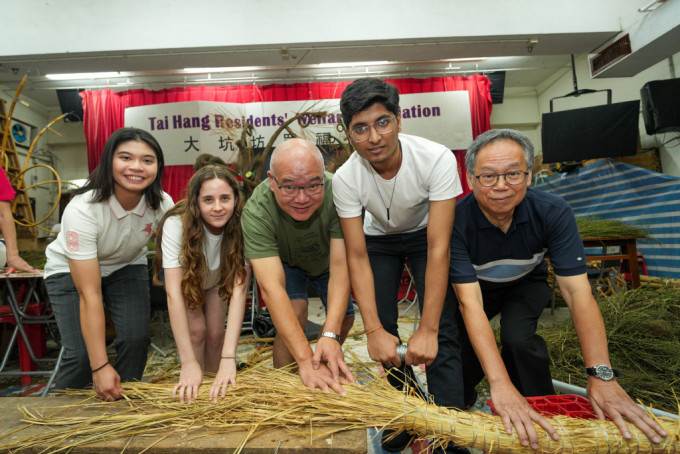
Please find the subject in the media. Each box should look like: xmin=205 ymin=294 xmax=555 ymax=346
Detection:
xmin=350 ymin=116 xmax=397 ymax=143
xmin=272 ymin=175 xmax=324 ymax=197
xmin=473 ymin=171 xmax=530 ymax=187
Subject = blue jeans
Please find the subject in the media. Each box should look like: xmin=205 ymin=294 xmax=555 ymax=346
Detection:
xmin=282 ymin=262 xmax=354 ymax=318
xmin=366 ymin=227 xmax=464 ymax=409
xmin=45 ymin=264 xmax=151 ymax=389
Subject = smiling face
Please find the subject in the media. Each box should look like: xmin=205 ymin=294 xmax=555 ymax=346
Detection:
xmin=112 ymin=140 xmax=158 ymax=203
xmin=268 ymin=139 xmax=325 ymax=222
xmin=347 ymin=102 xmax=402 ymax=172
xmin=198 ymin=177 xmax=236 ymax=235
xmin=467 ymin=139 xmax=532 ymax=223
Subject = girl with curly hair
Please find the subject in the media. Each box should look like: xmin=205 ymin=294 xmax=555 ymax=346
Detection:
xmin=154 ymin=165 xmax=250 ymax=403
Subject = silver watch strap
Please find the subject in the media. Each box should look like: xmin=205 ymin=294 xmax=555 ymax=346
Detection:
xmin=320 ymin=331 xmax=341 ymax=343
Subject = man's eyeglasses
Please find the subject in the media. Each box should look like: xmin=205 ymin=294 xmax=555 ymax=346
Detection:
xmin=473 ymin=171 xmax=530 ymax=187
xmin=349 ymin=116 xmax=397 ymax=143
xmin=272 ymin=175 xmax=324 ymax=197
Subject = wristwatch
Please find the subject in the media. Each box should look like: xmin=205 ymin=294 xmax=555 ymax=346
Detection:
xmin=320 ymin=331 xmax=342 ymax=343
xmin=585 ymin=365 xmax=622 ymax=381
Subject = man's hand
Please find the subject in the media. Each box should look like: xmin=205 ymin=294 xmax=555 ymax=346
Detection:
xmin=209 ymin=358 xmax=238 ymax=403
xmin=92 ymin=364 xmax=123 ymax=402
xmin=366 ymin=328 xmax=400 ymax=366
xmin=298 ymin=361 xmax=347 ymax=395
xmin=172 ymin=360 xmax=203 ymax=404
xmin=404 ymin=326 xmax=438 ymax=367
xmin=588 ymin=378 xmax=667 ymax=443
xmin=312 ymin=337 xmax=356 ymax=384
xmin=489 ymin=381 xmax=559 ymax=450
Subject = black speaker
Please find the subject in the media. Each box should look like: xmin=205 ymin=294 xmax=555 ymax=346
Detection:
xmin=56 ymin=89 xmax=85 ymax=122
xmin=641 ymin=78 xmax=680 ymax=135
xmin=483 ymin=71 xmax=505 ymax=104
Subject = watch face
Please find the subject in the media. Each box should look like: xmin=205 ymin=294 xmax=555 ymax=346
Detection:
xmin=596 ymin=365 xmax=614 ymax=380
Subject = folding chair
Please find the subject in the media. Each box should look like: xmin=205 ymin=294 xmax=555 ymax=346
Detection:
xmin=0 ymin=272 xmax=64 ymax=396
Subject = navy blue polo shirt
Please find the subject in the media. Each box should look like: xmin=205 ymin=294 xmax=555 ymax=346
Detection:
xmin=449 ymin=188 xmax=587 ymax=291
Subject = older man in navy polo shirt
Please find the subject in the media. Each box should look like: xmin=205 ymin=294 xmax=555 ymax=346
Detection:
xmin=449 ymin=129 xmax=667 ymax=450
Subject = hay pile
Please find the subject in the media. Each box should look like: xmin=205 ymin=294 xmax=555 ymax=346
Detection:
xmin=0 ymin=363 xmax=678 ymax=453
xmin=540 ymin=284 xmax=680 ymax=411
xmin=576 ymin=217 xmax=649 ymax=239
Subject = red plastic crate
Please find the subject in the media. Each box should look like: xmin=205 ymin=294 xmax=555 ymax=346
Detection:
xmin=487 ymin=394 xmax=602 ymax=419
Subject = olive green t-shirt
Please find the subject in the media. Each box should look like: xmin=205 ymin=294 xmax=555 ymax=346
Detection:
xmin=241 ymin=172 xmax=342 ymax=277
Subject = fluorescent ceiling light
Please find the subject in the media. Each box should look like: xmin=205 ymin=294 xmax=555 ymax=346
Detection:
xmin=183 ymin=66 xmax=264 ymax=73
xmin=45 ymin=72 xmax=121 ymax=80
xmin=314 ymin=61 xmax=390 ymax=68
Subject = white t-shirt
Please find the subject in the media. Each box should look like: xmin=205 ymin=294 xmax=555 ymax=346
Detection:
xmin=160 ymin=215 xmax=224 ymax=290
xmin=333 ymin=133 xmax=462 ymax=235
xmin=44 ymin=191 xmax=174 ymax=278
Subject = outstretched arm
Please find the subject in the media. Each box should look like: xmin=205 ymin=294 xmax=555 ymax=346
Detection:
xmin=454 ymin=281 xmax=559 ymax=450
xmin=68 ymin=258 xmax=122 ymax=401
xmin=338 ymin=216 xmax=400 ymax=366
xmin=0 ymin=200 xmax=37 ymax=273
xmin=210 ymin=265 xmax=252 ymax=402
xmin=312 ymin=238 xmax=355 ymax=384
xmin=405 ymin=198 xmax=455 ymax=367
xmin=164 ymin=266 xmax=204 ymax=403
xmin=251 ymin=256 xmax=346 ymax=395
xmin=557 ymin=273 xmax=667 ymax=443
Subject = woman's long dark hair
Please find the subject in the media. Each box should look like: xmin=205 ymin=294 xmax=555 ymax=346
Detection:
xmin=75 ymin=127 xmax=165 ymax=210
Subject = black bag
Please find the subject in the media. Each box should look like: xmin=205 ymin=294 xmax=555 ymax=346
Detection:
xmin=253 ymin=308 xmax=277 ymax=338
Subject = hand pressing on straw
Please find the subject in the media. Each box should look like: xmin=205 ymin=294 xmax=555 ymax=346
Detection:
xmin=92 ymin=363 xmax=123 ymax=402
xmin=587 ymin=378 xmax=667 ymax=444
xmin=299 ymin=359 xmax=347 ymax=395
xmin=209 ymin=357 xmax=238 ymax=403
xmin=313 ymin=336 xmax=356 ymax=385
xmin=173 ymin=360 xmax=203 ymax=404
xmin=489 ymin=381 xmax=560 ymax=450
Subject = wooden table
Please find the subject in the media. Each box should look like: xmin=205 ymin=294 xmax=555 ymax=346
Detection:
xmin=582 ymin=236 xmax=643 ymax=289
xmin=0 ymin=396 xmax=367 ymax=453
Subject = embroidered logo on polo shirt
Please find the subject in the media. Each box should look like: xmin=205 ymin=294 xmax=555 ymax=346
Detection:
xmin=141 ymin=223 xmax=153 ymax=236
xmin=66 ymin=231 xmax=79 ymax=252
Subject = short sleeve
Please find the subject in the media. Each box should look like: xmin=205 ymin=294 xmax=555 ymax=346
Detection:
xmin=332 ymin=167 xmax=363 ymax=219
xmin=60 ymin=200 xmax=100 ymax=261
xmin=429 ymin=149 xmax=462 ymax=201
xmin=545 ymin=202 xmax=587 ymax=276
xmin=449 ymin=225 xmax=479 ymax=284
xmin=0 ymin=167 xmax=16 ymax=201
xmin=241 ymin=201 xmax=280 ymax=260
xmin=160 ymin=215 xmax=183 ymax=269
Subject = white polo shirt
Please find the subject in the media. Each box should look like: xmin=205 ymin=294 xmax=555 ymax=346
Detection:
xmin=44 ymin=190 xmax=174 ymax=278
xmin=160 ymin=215 xmax=224 ymax=290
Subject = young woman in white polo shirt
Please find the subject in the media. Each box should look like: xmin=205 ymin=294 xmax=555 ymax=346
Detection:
xmin=154 ymin=164 xmax=250 ymax=404
xmin=44 ymin=127 xmax=174 ymax=401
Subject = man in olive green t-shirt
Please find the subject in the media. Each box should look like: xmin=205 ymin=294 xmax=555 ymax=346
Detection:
xmin=242 ymin=138 xmax=355 ymax=395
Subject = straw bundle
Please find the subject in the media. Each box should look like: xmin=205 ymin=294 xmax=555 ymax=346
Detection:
xmin=541 ymin=283 xmax=680 ymax=411
xmin=576 ymin=217 xmax=649 ymax=239
xmin=1 ymin=364 xmax=677 ymax=453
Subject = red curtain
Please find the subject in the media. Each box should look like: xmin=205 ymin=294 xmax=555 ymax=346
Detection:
xmin=80 ymin=76 xmax=491 ymax=201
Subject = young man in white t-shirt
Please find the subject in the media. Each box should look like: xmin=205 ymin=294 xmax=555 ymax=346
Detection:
xmin=333 ymin=77 xmax=467 ymax=453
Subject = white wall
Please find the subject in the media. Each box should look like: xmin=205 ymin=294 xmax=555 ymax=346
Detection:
xmin=0 ymin=91 xmax=88 ymax=237
xmin=4 ymin=0 xmax=649 ymax=56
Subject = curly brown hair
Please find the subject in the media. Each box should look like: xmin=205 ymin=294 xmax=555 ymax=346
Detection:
xmin=154 ymin=165 xmax=247 ymax=309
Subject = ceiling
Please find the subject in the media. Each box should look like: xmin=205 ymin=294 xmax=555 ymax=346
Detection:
xmin=0 ymin=29 xmax=656 ymax=112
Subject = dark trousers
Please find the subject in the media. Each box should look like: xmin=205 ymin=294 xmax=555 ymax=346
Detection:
xmin=457 ymin=279 xmax=555 ymax=405
xmin=366 ymin=228 xmax=465 ymax=410
xmin=45 ymin=264 xmax=151 ymax=390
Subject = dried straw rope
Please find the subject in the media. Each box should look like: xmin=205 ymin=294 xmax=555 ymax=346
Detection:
xmin=0 ymin=364 xmax=677 ymax=454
